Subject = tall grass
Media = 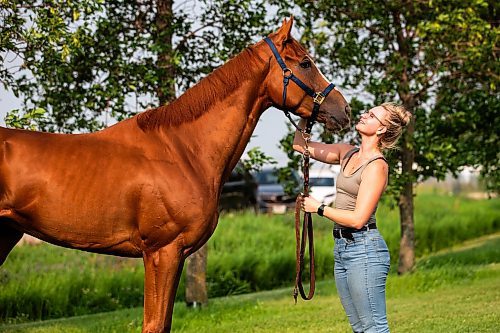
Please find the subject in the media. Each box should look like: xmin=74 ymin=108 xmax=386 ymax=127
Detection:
xmin=0 ymin=193 xmax=498 ymax=323
xmin=207 ymin=212 xmax=335 ymax=296
xmin=377 ymin=191 xmax=500 ymax=262
xmin=0 ymin=247 xmax=144 ymax=323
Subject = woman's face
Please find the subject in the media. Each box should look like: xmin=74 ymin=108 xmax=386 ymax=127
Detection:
xmin=355 ymin=106 xmax=387 ymax=136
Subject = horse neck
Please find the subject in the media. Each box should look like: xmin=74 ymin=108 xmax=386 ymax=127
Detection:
xmin=138 ymin=47 xmax=271 ymax=180
xmin=190 ymin=80 xmax=268 ymax=178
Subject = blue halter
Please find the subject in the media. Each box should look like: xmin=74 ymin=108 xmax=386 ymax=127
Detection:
xmin=264 ymin=37 xmax=336 ymax=133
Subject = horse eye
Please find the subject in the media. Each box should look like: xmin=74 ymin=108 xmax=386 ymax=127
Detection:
xmin=300 ymin=60 xmax=312 ymax=69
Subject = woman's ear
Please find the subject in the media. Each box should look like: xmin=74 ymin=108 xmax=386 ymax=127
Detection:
xmin=377 ymin=126 xmax=387 ymax=136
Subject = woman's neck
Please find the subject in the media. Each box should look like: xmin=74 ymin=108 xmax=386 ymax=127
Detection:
xmin=358 ymin=135 xmax=382 ymax=158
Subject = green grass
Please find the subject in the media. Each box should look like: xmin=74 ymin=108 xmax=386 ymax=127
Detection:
xmin=0 ymin=192 xmax=498 ymax=323
xmin=1 ymin=274 xmax=498 ymax=333
xmin=1 ymin=233 xmax=499 ymax=333
xmin=377 ymin=190 xmax=500 ymax=261
xmin=0 ymin=249 xmax=144 ymax=322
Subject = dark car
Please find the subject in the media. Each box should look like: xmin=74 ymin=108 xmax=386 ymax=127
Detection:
xmin=253 ymin=168 xmax=301 ymax=214
xmin=219 ymin=163 xmax=258 ymax=212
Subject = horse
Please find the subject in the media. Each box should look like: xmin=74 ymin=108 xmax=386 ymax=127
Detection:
xmin=0 ymin=18 xmax=350 ymax=332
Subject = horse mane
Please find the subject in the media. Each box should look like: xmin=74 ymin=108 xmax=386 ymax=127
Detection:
xmin=136 ymin=46 xmax=263 ymax=130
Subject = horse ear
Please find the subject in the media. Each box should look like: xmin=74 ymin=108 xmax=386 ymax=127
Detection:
xmin=276 ymin=16 xmax=294 ymax=45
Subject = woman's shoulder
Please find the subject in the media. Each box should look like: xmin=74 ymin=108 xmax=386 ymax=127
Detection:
xmin=362 ymin=156 xmax=389 ymax=176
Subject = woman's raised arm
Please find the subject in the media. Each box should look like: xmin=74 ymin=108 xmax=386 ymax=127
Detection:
xmin=292 ymin=119 xmax=354 ymax=164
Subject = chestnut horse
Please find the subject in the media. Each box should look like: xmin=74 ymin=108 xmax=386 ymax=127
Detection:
xmin=0 ymin=18 xmax=350 ymax=332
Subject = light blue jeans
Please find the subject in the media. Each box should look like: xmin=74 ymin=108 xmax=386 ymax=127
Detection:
xmin=334 ymin=229 xmax=390 ymax=333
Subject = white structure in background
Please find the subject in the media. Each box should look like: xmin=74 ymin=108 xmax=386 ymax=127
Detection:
xmin=309 ymin=163 xmax=341 ymax=206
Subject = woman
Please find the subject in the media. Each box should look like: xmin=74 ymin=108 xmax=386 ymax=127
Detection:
xmin=293 ymin=102 xmax=412 ymax=333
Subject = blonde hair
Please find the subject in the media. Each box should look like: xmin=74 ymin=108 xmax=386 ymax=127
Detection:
xmin=378 ymin=102 xmax=412 ymax=150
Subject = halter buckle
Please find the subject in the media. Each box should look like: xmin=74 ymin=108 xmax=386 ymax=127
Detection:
xmin=283 ymin=68 xmax=293 ymax=78
xmin=313 ymin=92 xmax=325 ymax=105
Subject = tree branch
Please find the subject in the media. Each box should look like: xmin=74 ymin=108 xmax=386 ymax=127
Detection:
xmin=336 ymin=8 xmax=392 ymax=43
xmin=174 ymin=23 xmax=218 ymax=52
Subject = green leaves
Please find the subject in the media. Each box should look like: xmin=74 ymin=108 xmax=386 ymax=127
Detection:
xmin=281 ymin=0 xmax=499 ymax=195
xmin=5 ymin=108 xmax=47 ymax=130
xmin=2 ymin=0 xmax=496 ymax=193
xmin=1 ymin=0 xmax=271 ymax=132
xmin=241 ymin=147 xmax=277 ymax=174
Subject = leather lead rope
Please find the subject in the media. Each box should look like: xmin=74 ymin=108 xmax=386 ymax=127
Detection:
xmin=261 ymin=37 xmax=335 ymax=303
xmin=293 ymin=122 xmax=316 ymax=303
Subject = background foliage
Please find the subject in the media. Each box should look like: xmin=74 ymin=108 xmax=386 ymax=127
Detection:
xmin=1 ymin=192 xmax=498 ymax=322
xmin=1 ymin=0 xmax=270 ymax=131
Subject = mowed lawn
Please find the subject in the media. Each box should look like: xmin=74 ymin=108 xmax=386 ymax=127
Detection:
xmin=1 ymin=234 xmax=499 ymax=333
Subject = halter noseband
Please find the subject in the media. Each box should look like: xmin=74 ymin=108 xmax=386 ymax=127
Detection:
xmin=264 ymin=37 xmax=336 ymax=133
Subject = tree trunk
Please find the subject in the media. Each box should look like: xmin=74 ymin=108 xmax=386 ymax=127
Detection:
xmin=155 ymin=0 xmax=176 ymax=104
xmin=397 ymin=112 xmax=416 ymax=274
xmin=185 ymin=243 xmax=208 ymax=307
xmin=392 ymin=8 xmax=417 ymax=274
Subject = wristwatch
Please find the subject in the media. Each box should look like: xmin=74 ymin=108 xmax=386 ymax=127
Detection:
xmin=317 ymin=204 xmax=326 ymax=216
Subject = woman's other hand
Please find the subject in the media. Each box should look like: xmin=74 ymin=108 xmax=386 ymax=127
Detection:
xmin=300 ymin=195 xmax=321 ymax=213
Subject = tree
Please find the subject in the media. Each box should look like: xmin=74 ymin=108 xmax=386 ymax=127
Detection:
xmin=275 ymin=0 xmax=498 ymax=273
xmin=1 ymin=0 xmax=270 ymax=131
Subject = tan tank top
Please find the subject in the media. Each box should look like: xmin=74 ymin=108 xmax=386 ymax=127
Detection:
xmin=334 ymin=148 xmax=387 ymax=230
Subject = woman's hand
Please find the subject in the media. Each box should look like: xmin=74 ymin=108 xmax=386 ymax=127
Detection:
xmin=300 ymin=195 xmax=321 ymax=213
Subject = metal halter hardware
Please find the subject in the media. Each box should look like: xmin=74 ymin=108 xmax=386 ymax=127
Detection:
xmin=264 ymin=37 xmax=336 ymax=133
xmin=264 ymin=37 xmax=337 ymax=303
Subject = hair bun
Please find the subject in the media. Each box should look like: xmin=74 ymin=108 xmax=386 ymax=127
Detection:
xmin=379 ymin=102 xmax=412 ymax=150
xmin=401 ymin=111 xmax=412 ymax=127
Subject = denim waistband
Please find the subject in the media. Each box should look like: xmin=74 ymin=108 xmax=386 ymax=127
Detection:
xmin=333 ymin=223 xmax=377 ymax=240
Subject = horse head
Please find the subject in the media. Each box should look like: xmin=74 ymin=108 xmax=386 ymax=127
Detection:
xmin=261 ymin=17 xmax=351 ymax=132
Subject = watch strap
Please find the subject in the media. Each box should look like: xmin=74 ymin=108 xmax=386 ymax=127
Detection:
xmin=317 ymin=204 xmax=326 ymax=216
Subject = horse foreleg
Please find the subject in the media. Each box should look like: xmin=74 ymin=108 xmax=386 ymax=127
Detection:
xmin=0 ymin=224 xmax=24 ymax=266
xmin=142 ymin=243 xmax=185 ymax=333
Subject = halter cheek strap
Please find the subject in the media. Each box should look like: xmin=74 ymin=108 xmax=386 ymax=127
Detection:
xmin=264 ymin=37 xmax=336 ymax=133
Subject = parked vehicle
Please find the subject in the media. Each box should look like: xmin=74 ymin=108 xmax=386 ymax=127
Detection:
xmin=309 ymin=165 xmax=340 ymax=206
xmin=253 ymin=168 xmax=301 ymax=214
xmin=219 ymin=163 xmax=258 ymax=212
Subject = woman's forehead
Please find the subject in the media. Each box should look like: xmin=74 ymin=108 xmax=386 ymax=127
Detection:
xmin=370 ymin=106 xmax=387 ymax=118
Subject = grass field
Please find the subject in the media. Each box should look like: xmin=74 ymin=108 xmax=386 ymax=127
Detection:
xmin=0 ymin=191 xmax=498 ymax=330
xmin=1 ymin=232 xmax=499 ymax=333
